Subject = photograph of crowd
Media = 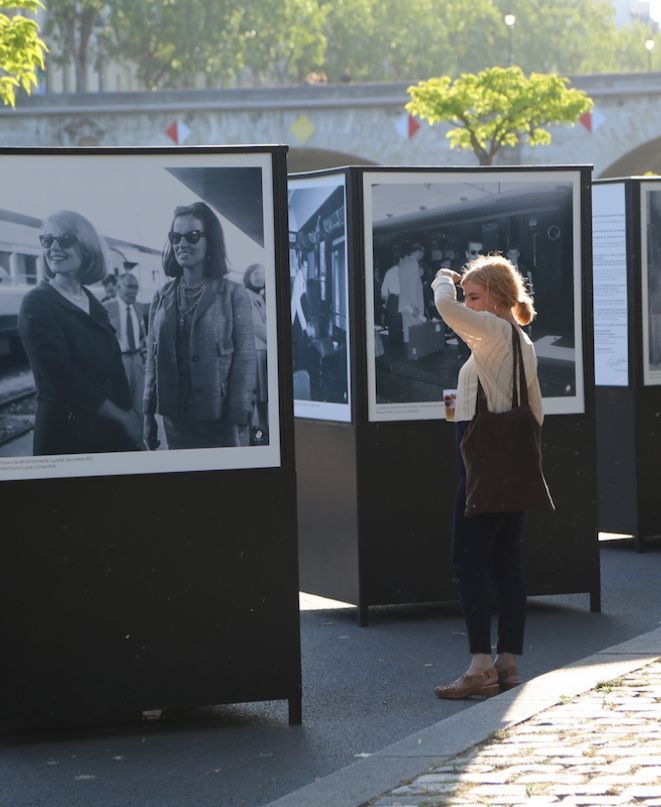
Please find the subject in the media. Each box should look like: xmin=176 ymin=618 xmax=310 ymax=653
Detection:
xmin=642 ymin=184 xmax=661 ymax=385
xmin=363 ymin=171 xmax=585 ymax=421
xmin=288 ymin=176 xmax=350 ymax=422
xmin=0 ymin=151 xmax=281 ymax=481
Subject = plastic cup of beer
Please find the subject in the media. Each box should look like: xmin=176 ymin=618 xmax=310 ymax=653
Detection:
xmin=443 ymin=389 xmax=457 ymax=422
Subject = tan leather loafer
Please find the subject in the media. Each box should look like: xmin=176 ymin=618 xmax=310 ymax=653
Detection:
xmin=434 ymin=666 xmax=499 ymax=700
xmin=497 ymin=665 xmax=521 ymax=692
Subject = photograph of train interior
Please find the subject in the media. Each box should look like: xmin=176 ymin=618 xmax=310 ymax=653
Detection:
xmin=288 ymin=181 xmax=349 ymax=410
xmin=370 ymin=178 xmax=579 ymax=409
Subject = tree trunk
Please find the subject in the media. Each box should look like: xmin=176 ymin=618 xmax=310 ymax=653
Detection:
xmin=74 ymin=8 xmax=97 ymax=93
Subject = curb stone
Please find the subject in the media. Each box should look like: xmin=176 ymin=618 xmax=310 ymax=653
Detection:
xmin=263 ymin=626 xmax=661 ymax=807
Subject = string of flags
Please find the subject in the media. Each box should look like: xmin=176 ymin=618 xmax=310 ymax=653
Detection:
xmin=167 ymin=112 xmax=424 ymax=147
xmin=170 ymin=104 xmax=601 ymax=148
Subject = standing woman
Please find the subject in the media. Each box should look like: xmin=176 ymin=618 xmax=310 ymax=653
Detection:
xmin=243 ymin=263 xmax=269 ymax=445
xmin=143 ymin=202 xmax=256 ymax=450
xmin=18 ymin=210 xmax=142 ymax=455
xmin=431 ymin=255 xmax=544 ymax=699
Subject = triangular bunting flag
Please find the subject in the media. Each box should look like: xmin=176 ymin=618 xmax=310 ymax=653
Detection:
xmin=395 ymin=113 xmax=421 ymax=140
xmin=592 ymin=108 xmax=605 ymax=132
xmin=166 ymin=119 xmax=191 ymax=145
xmin=579 ymin=107 xmax=605 ymax=134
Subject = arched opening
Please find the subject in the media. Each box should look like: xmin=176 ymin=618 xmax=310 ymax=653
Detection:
xmin=601 ymin=136 xmax=661 ymax=178
xmin=287 ymin=147 xmax=376 ymax=174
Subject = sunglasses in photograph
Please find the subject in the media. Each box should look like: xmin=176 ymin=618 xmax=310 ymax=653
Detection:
xmin=168 ymin=230 xmax=207 ymax=245
xmin=39 ymin=233 xmax=77 ymax=249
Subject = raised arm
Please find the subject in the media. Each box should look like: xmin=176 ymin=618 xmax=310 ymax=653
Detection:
xmin=431 ymin=269 xmax=506 ymax=350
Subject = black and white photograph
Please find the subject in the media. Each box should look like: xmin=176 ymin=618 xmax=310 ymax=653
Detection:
xmin=288 ymin=175 xmax=350 ymax=422
xmin=363 ymin=170 xmax=585 ymax=421
xmin=0 ymin=150 xmax=281 ymax=481
xmin=641 ymin=183 xmax=661 ymax=386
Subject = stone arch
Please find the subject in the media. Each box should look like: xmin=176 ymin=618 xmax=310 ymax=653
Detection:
xmin=287 ymin=147 xmax=376 ymax=174
xmin=600 ymin=136 xmax=661 ymax=179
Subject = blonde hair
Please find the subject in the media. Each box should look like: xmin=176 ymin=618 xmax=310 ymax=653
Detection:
xmin=42 ymin=210 xmax=108 ymax=286
xmin=461 ymin=254 xmax=536 ymax=326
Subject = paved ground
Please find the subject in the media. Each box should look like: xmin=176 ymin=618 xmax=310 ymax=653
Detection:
xmin=367 ymin=657 xmax=661 ymax=806
xmin=268 ymin=629 xmax=661 ymax=807
xmin=2 ymin=538 xmax=661 ymax=807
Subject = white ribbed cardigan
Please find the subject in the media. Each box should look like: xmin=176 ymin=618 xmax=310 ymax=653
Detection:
xmin=432 ymin=273 xmax=544 ymax=425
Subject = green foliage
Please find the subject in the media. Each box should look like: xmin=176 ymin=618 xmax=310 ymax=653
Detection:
xmin=37 ymin=0 xmax=661 ymax=92
xmin=610 ymin=22 xmax=659 ymax=73
xmin=104 ymin=0 xmax=245 ymax=90
xmin=406 ymin=66 xmax=593 ymax=165
xmin=322 ymin=0 xmax=501 ymax=83
xmin=239 ymin=0 xmax=329 ymax=85
xmin=0 ymin=0 xmax=46 ymax=106
xmin=491 ymin=0 xmax=618 ymax=75
xmin=43 ymin=0 xmax=105 ymax=92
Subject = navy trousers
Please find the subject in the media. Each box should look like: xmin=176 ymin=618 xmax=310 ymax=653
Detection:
xmin=452 ymin=421 xmax=526 ymax=655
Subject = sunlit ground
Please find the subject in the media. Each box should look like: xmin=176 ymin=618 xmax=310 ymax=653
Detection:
xmin=299 ymin=591 xmax=352 ymax=611
xmin=598 ymin=531 xmax=636 ymax=542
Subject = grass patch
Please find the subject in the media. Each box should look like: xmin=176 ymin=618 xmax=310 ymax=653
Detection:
xmin=595 ymin=678 xmax=621 ymax=693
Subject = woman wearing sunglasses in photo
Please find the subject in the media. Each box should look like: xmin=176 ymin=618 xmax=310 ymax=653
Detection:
xmin=18 ymin=210 xmax=142 ymax=455
xmin=143 ymin=201 xmax=257 ymax=450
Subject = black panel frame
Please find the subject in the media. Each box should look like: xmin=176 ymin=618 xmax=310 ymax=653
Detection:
xmin=293 ymin=165 xmax=600 ymax=625
xmin=595 ymin=177 xmax=661 ymax=550
xmin=0 ymin=145 xmax=302 ymax=727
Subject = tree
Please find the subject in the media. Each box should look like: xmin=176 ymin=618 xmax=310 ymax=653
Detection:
xmin=106 ymin=0 xmax=244 ymax=90
xmin=239 ymin=0 xmax=328 ymax=86
xmin=106 ymin=0 xmax=326 ymax=90
xmin=608 ymin=22 xmax=658 ymax=74
xmin=322 ymin=0 xmax=500 ymax=83
xmin=0 ymin=0 xmax=46 ymax=106
xmin=406 ymin=66 xmax=593 ymax=165
xmin=43 ymin=0 xmax=106 ymax=93
xmin=489 ymin=0 xmax=618 ymax=75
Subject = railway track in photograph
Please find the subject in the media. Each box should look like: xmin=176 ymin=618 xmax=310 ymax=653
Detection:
xmin=0 ymin=386 xmax=36 ymax=448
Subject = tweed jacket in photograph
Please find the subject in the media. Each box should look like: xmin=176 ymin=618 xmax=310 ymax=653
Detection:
xmin=143 ymin=276 xmax=257 ymax=426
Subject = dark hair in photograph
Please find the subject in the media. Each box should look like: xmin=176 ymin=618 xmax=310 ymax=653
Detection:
xmin=41 ymin=209 xmax=107 ymax=286
xmin=162 ymin=201 xmax=229 ymax=279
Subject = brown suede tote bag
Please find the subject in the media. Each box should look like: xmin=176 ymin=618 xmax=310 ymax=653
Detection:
xmin=460 ymin=324 xmax=555 ymax=518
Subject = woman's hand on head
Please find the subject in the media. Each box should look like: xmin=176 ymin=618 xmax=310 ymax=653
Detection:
xmin=436 ymin=268 xmax=462 ymax=284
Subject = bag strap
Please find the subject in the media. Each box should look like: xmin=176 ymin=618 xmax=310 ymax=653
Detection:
xmin=475 ymin=323 xmax=528 ymax=413
xmin=511 ymin=323 xmax=529 ymax=409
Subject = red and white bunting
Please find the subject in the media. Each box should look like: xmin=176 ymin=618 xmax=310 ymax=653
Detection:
xmin=579 ymin=107 xmax=605 ymax=134
xmin=395 ymin=113 xmax=421 ymax=141
xmin=166 ymin=119 xmax=191 ymax=145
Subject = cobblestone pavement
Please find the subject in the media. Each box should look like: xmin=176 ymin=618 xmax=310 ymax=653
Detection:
xmin=365 ymin=658 xmax=661 ymax=807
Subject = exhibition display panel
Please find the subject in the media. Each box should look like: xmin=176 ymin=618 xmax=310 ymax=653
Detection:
xmin=291 ymin=165 xmax=600 ymax=625
xmin=0 ymin=146 xmax=301 ymax=725
xmin=593 ymin=178 xmax=661 ymax=549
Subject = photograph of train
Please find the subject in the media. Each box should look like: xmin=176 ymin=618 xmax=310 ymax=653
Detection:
xmin=642 ymin=184 xmax=661 ymax=385
xmin=363 ymin=171 xmax=585 ymax=421
xmin=288 ymin=176 xmax=350 ymax=422
xmin=0 ymin=151 xmax=281 ymax=481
